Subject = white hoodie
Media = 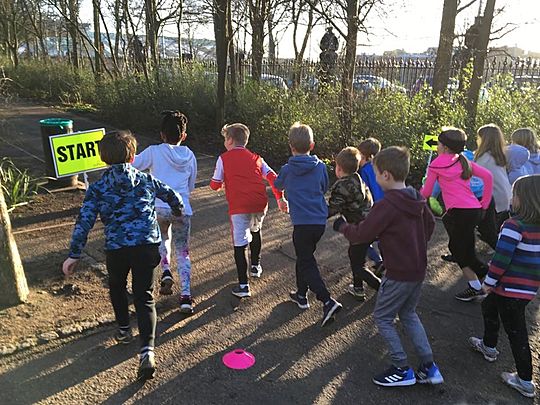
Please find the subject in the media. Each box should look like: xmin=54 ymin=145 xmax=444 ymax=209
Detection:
xmin=133 ymin=143 xmax=197 ymax=215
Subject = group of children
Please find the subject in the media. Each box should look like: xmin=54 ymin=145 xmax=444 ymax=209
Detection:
xmin=62 ymin=113 xmax=539 ymax=398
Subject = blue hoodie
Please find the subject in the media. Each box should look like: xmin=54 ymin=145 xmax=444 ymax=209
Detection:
xmin=507 ymin=144 xmax=531 ymax=185
xmin=274 ymin=155 xmax=328 ymax=225
xmin=359 ymin=161 xmax=384 ymax=202
xmin=524 ymin=151 xmax=540 ymax=175
xmin=69 ymin=164 xmax=183 ymax=258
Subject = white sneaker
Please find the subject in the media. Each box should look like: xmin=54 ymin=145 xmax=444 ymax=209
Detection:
xmin=501 ymin=371 xmax=536 ymax=398
xmin=250 ymin=264 xmax=263 ymax=278
xmin=468 ymin=337 xmax=499 ymax=362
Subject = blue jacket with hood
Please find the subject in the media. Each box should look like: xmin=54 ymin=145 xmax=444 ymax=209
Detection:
xmin=274 ymin=155 xmax=329 ymax=225
xmin=507 ymin=144 xmax=531 ymax=185
xmin=69 ymin=164 xmax=183 ymax=258
xmin=524 ymin=151 xmax=540 ymax=175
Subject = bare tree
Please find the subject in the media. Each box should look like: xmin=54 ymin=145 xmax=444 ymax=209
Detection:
xmin=465 ymin=0 xmax=496 ymax=131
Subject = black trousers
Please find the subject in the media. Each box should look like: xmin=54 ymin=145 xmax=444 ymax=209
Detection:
xmin=106 ymin=244 xmax=160 ymax=350
xmin=482 ymin=293 xmax=532 ymax=381
xmin=442 ymin=208 xmax=487 ymax=278
xmin=348 ymin=243 xmax=381 ymax=290
xmin=477 ymin=199 xmax=510 ymax=250
xmin=293 ymin=225 xmax=330 ymax=303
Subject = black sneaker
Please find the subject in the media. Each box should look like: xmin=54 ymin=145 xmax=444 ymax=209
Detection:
xmin=441 ymin=254 xmax=456 ymax=263
xmin=373 ymin=366 xmax=416 ymax=387
xmin=250 ymin=264 xmax=263 ymax=278
xmin=372 ymin=262 xmax=385 ymax=278
xmin=289 ymin=291 xmax=309 ymax=309
xmin=347 ymin=284 xmax=366 ymax=301
xmin=455 ymin=286 xmax=487 ymax=302
xmin=137 ymin=352 xmax=156 ymax=381
xmin=321 ymin=299 xmax=342 ymax=327
xmin=179 ymin=295 xmax=194 ymax=314
xmin=232 ymin=285 xmax=251 ymax=298
xmin=159 ymin=271 xmax=174 ymax=295
xmin=114 ymin=329 xmax=133 ymax=344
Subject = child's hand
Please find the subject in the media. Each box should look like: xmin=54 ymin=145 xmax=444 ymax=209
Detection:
xmin=278 ymin=198 xmax=289 ymax=213
xmin=62 ymin=258 xmax=79 ymax=277
xmin=481 ymin=282 xmax=493 ymax=294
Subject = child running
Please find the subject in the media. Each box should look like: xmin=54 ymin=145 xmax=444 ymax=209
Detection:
xmin=511 ymin=128 xmax=540 ymax=174
xmin=506 ymin=143 xmax=531 ymax=185
xmin=358 ymin=137 xmax=384 ymax=274
xmin=421 ymin=127 xmax=493 ymax=302
xmin=335 ymin=146 xmax=443 ymax=386
xmin=274 ymin=122 xmax=342 ymax=327
xmin=469 ymin=174 xmax=540 ymax=398
xmin=133 ymin=110 xmax=197 ymax=313
xmin=474 ymin=124 xmax=512 ymax=246
xmin=210 ymin=123 xmax=285 ymax=298
xmin=63 ymin=131 xmax=184 ymax=380
xmin=328 ymin=146 xmax=380 ymax=301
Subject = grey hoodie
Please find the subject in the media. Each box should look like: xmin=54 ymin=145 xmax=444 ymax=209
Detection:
xmin=506 ymin=144 xmax=531 ymax=185
xmin=133 ymin=143 xmax=197 ymax=215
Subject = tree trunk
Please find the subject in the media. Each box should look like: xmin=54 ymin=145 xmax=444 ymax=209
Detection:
xmin=249 ymin=0 xmax=267 ymax=81
xmin=0 ymin=182 xmax=29 ymax=307
xmin=227 ymin=7 xmax=237 ymax=102
xmin=176 ymin=3 xmax=183 ymax=66
xmin=340 ymin=0 xmax=359 ymax=147
xmin=292 ymin=2 xmax=314 ymax=89
xmin=67 ymin=0 xmax=79 ymax=69
xmin=433 ymin=0 xmax=457 ymax=95
xmin=267 ymin=11 xmax=275 ymax=64
xmin=93 ymin=0 xmax=101 ymax=78
xmin=145 ymin=0 xmax=159 ymax=69
xmin=466 ymin=0 xmax=495 ymax=133
xmin=213 ymin=0 xmax=230 ymax=127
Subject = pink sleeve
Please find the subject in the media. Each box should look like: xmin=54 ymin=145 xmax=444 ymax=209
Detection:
xmin=420 ymin=167 xmax=436 ymax=199
xmin=471 ymin=162 xmax=493 ymax=209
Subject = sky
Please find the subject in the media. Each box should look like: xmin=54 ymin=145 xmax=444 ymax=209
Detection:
xmin=80 ymin=0 xmax=540 ymax=59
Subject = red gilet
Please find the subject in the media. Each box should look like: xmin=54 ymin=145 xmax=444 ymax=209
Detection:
xmin=216 ymin=148 xmax=269 ymax=215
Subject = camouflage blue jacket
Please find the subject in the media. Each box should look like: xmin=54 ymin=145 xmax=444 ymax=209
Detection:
xmin=69 ymin=164 xmax=183 ymax=258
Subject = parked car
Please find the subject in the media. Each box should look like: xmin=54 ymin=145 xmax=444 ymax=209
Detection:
xmin=353 ymin=75 xmax=407 ymax=94
xmin=259 ymin=74 xmax=289 ymax=91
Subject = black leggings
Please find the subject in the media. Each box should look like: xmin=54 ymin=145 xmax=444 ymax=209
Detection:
xmin=442 ymin=208 xmax=487 ymax=278
xmin=482 ymin=294 xmax=532 ymax=381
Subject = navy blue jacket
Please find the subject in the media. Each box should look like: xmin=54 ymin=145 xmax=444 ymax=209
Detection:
xmin=275 ymin=155 xmax=328 ymax=225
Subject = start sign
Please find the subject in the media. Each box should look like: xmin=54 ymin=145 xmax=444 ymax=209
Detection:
xmin=49 ymin=128 xmax=106 ymax=177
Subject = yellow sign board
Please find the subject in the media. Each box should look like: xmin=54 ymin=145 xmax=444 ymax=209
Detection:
xmin=49 ymin=128 xmax=106 ymax=177
xmin=423 ymin=134 xmax=438 ymax=151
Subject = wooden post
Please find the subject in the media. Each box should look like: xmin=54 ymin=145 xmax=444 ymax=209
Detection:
xmin=0 ymin=180 xmax=29 ymax=307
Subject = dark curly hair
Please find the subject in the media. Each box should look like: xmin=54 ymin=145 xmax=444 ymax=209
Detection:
xmin=161 ymin=110 xmax=188 ymax=144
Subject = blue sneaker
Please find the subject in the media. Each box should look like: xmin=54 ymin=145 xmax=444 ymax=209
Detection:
xmin=289 ymin=291 xmax=309 ymax=309
xmin=416 ymin=362 xmax=444 ymax=385
xmin=373 ymin=366 xmax=416 ymax=387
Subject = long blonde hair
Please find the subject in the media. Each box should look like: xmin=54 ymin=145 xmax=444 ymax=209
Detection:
xmin=511 ymin=128 xmax=539 ymax=154
xmin=475 ymin=124 xmax=507 ymax=167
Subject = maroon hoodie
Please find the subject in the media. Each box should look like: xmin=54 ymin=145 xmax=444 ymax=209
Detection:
xmin=340 ymin=187 xmax=435 ymax=282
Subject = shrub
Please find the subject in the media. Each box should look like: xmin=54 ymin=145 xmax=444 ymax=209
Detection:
xmin=0 ymin=158 xmax=43 ymax=211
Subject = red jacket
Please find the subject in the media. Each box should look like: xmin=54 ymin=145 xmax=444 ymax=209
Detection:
xmin=340 ymin=187 xmax=435 ymax=282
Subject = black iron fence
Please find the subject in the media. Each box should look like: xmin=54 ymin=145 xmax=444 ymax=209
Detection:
xmin=174 ymin=56 xmax=540 ymax=94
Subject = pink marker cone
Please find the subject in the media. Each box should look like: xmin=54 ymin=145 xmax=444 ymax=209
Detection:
xmin=222 ymin=349 xmax=256 ymax=370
